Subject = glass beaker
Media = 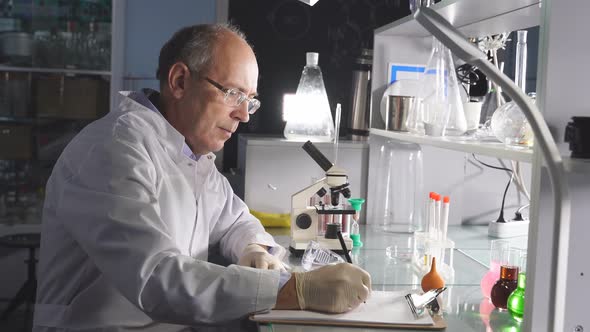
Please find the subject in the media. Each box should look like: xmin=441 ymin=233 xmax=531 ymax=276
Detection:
xmin=480 ymin=239 xmax=511 ymax=299
xmin=410 ymin=38 xmax=467 ymax=137
xmin=491 ymin=248 xmax=522 ymax=309
xmin=283 ymin=52 xmax=335 ymax=142
xmin=373 ymin=140 xmax=424 ymax=233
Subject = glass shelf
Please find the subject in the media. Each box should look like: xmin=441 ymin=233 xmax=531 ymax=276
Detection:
xmin=0 ymin=65 xmax=111 ymax=76
xmin=370 ymin=128 xmax=533 ymax=162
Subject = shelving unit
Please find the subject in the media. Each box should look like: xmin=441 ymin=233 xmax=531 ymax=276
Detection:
xmin=0 ymin=65 xmax=111 ymax=77
xmin=370 ymin=128 xmax=533 ymax=162
xmin=376 ymin=0 xmax=541 ymax=37
xmin=370 ymin=1 xmax=590 ymax=331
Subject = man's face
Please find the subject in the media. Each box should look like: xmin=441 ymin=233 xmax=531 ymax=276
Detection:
xmin=179 ymin=34 xmax=259 ymax=155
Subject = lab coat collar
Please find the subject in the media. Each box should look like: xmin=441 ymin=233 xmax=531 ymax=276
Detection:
xmin=118 ymin=90 xmax=197 ymax=165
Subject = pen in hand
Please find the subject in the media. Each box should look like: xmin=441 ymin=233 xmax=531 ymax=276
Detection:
xmin=336 ymin=230 xmax=352 ymax=263
xmin=336 ymin=230 xmax=368 ymax=304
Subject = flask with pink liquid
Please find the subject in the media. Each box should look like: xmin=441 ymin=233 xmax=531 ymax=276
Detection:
xmin=480 ymin=239 xmax=510 ymax=299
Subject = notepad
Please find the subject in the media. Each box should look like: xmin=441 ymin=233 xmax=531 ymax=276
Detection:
xmin=252 ymin=290 xmax=438 ymax=328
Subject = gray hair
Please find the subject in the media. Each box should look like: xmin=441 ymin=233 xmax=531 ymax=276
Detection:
xmin=156 ymin=23 xmax=249 ymax=86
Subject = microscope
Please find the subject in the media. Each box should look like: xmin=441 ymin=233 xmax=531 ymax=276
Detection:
xmin=289 ymin=141 xmax=355 ymax=255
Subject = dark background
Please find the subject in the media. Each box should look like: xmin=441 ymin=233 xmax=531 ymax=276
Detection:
xmin=224 ymin=0 xmax=409 ymax=171
xmin=223 ymin=0 xmax=538 ymax=172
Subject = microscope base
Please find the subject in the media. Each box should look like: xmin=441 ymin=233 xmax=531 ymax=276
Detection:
xmin=289 ymin=237 xmax=353 ymax=257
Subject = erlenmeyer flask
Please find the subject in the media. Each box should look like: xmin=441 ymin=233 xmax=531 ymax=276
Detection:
xmin=412 ymin=38 xmax=467 ymax=137
xmin=284 ymin=52 xmax=335 ymax=142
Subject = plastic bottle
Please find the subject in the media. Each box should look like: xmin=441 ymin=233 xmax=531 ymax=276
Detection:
xmin=284 ymin=52 xmax=335 ymax=142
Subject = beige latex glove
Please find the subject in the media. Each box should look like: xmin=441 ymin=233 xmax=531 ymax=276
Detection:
xmin=238 ymin=243 xmax=286 ymax=271
xmin=294 ymin=263 xmax=371 ymax=313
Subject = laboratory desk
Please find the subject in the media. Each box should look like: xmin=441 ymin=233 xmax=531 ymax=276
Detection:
xmin=262 ymin=225 xmax=528 ymax=332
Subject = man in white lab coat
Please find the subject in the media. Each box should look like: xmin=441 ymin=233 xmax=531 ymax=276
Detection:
xmin=33 ymin=24 xmax=371 ymax=332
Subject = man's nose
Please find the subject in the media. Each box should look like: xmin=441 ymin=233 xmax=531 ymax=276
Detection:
xmin=232 ymin=101 xmax=250 ymax=123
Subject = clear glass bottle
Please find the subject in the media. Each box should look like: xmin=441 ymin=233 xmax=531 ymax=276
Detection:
xmin=491 ymin=30 xmax=534 ymax=148
xmin=409 ymin=38 xmax=467 ymax=137
xmin=284 ymin=52 xmax=335 ymax=142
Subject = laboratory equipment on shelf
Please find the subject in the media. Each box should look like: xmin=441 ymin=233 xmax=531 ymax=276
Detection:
xmin=414 ymin=8 xmax=569 ymax=331
xmin=371 ymin=139 xmax=424 ymax=233
xmin=283 ymin=52 xmax=334 ymax=142
xmin=508 ymin=253 xmax=527 ymax=320
xmin=491 ymin=30 xmax=534 ymax=148
xmin=412 ymin=191 xmax=455 ymax=284
xmin=407 ymin=37 xmax=467 ymax=137
xmin=491 ymin=248 xmax=522 ymax=309
xmin=420 ymin=257 xmax=444 ymax=292
xmin=289 ymin=141 xmax=354 ymax=255
xmin=347 ymin=198 xmax=365 ymax=247
xmin=348 ymin=49 xmax=372 ymax=140
xmin=480 ymin=239 xmax=511 ymax=299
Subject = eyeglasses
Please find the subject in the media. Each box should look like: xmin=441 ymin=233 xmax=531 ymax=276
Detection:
xmin=204 ymin=77 xmax=261 ymax=115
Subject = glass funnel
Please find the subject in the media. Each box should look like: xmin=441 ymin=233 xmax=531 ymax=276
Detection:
xmin=407 ymin=38 xmax=467 ymax=137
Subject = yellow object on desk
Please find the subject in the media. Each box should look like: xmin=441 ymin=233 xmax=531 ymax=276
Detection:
xmin=251 ymin=210 xmax=290 ymax=228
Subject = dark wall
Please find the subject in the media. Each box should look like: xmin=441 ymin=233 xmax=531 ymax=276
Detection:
xmin=224 ymin=0 xmax=408 ymax=171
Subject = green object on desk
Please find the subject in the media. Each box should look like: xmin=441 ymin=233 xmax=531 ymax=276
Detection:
xmin=348 ymin=198 xmax=365 ymax=247
xmin=507 ymin=272 xmax=526 ymax=321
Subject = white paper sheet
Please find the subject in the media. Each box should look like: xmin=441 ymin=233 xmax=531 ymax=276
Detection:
xmin=253 ymin=290 xmax=434 ymax=326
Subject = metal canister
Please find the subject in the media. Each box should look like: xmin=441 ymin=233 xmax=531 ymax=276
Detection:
xmin=348 ymin=49 xmax=373 ymax=141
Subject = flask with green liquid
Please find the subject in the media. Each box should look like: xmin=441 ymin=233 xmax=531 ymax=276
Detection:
xmin=507 ymin=253 xmax=527 ymax=320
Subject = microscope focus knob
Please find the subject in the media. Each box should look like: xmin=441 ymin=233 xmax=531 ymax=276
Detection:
xmin=295 ymin=213 xmax=313 ymax=229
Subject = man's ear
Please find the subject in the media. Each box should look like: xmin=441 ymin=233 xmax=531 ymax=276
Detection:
xmin=167 ymin=62 xmax=191 ymax=99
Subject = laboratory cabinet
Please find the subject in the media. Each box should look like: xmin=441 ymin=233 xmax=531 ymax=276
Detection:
xmin=236 ymin=135 xmax=369 ymax=220
xmin=368 ymin=0 xmax=590 ymax=331
xmin=0 ymin=0 xmax=224 ymax=306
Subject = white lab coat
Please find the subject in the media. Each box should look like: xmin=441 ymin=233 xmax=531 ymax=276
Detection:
xmin=33 ymin=92 xmax=282 ymax=331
